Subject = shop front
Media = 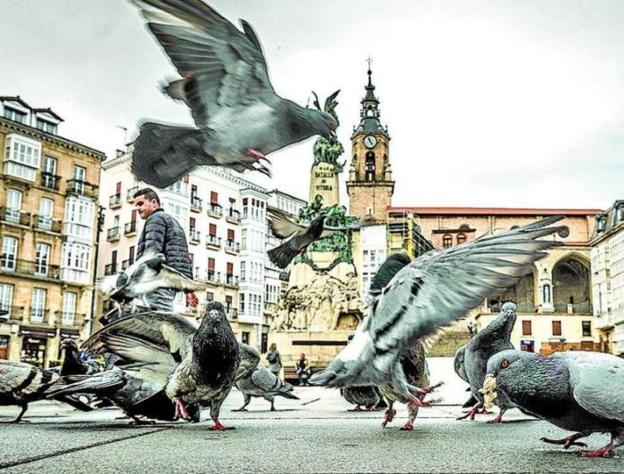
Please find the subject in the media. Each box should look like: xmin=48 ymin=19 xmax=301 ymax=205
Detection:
xmin=19 ymin=326 xmax=57 ymax=367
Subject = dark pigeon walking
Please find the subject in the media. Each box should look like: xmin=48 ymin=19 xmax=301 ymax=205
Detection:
xmin=59 ymin=339 xmax=100 ymax=376
xmin=0 ymin=360 xmax=93 ymax=423
xmin=128 ymin=0 xmax=339 ymax=188
xmin=457 ymin=302 xmax=517 ymax=423
xmin=311 ymin=217 xmax=568 ymax=418
xmin=267 ymin=208 xmax=359 ymax=269
xmin=484 ymin=349 xmax=624 ymax=457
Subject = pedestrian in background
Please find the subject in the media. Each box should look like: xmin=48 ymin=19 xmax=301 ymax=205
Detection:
xmin=133 ymin=188 xmax=199 ymax=311
xmin=266 ymin=343 xmax=283 ymax=378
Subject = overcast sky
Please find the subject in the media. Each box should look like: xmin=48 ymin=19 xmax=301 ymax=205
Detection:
xmin=2 ymin=0 xmax=622 ymax=210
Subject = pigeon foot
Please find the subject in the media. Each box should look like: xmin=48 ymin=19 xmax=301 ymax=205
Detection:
xmin=399 ymin=420 xmax=414 ymax=431
xmin=581 ymin=443 xmax=614 ymax=458
xmin=231 ymin=407 xmax=248 ymax=412
xmin=540 ymin=432 xmax=588 ymax=449
xmin=174 ymin=398 xmax=192 ymax=421
xmin=457 ymin=402 xmax=482 ymax=421
xmin=209 ymin=420 xmax=235 ymax=431
xmin=487 ymin=412 xmax=507 ymax=424
xmin=381 ymin=409 xmax=397 ymax=428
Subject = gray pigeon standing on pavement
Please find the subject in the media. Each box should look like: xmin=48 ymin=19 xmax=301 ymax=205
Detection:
xmin=453 ymin=346 xmax=479 ymax=409
xmin=311 ymin=217 xmax=567 ymax=415
xmin=128 ymin=0 xmax=339 ymax=188
xmin=457 ymin=302 xmax=517 ymax=423
xmin=234 ymin=365 xmax=299 ymax=412
xmin=485 ymin=350 xmax=624 ymax=458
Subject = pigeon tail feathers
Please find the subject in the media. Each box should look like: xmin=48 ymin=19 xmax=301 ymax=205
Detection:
xmin=267 ymin=241 xmax=301 ymax=269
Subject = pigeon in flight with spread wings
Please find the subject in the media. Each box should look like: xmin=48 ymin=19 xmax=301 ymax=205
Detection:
xmin=267 ymin=208 xmax=360 ymax=269
xmin=310 ymin=216 xmax=568 ymax=408
xmin=128 ymin=0 xmax=339 ymax=188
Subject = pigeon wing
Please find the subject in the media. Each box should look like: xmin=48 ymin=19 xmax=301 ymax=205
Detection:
xmin=130 ymin=0 xmax=276 ymax=125
xmin=565 ymin=352 xmax=624 ymax=423
xmin=311 ymin=216 xmax=566 ymax=388
xmin=250 ymin=366 xmax=280 ymax=393
xmin=268 ymin=208 xmax=305 ymax=239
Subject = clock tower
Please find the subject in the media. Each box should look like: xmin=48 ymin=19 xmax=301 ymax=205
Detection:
xmin=346 ymin=64 xmax=394 ymax=222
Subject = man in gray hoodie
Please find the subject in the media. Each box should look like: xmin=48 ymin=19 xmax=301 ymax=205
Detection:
xmin=133 ymin=188 xmax=199 ymax=311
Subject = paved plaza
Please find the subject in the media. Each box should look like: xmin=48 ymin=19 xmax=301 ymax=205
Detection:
xmin=1 ymin=358 xmax=621 ymax=473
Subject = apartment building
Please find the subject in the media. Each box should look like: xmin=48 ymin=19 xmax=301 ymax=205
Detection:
xmin=0 ymin=96 xmax=105 ymax=366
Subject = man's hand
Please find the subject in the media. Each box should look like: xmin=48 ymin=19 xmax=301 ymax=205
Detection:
xmin=186 ymin=292 xmax=199 ymax=308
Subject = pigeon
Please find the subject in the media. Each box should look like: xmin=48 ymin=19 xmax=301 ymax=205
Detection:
xmin=453 ymin=345 xmax=479 ymax=409
xmin=310 ymin=217 xmax=568 ymax=414
xmin=234 ymin=364 xmax=299 ymax=412
xmin=128 ymin=0 xmax=339 ymax=188
xmin=0 ymin=360 xmax=93 ymax=423
xmin=457 ymin=302 xmax=518 ymax=423
xmin=484 ymin=350 xmax=624 ymax=458
xmin=84 ymin=303 xmax=244 ymax=431
xmin=98 ymin=250 xmax=208 ymax=309
xmin=59 ymin=339 xmax=100 ymax=376
xmin=340 ymin=386 xmax=384 ymax=411
xmin=267 ymin=208 xmax=360 ymax=268
xmin=46 ymin=364 xmax=200 ymax=424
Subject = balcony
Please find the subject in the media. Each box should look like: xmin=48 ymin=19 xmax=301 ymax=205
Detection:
xmin=226 ymin=208 xmax=241 ymax=224
xmin=0 ymin=305 xmax=25 ymax=321
xmin=55 ymin=310 xmax=86 ymax=327
xmin=0 ymin=207 xmax=31 ymax=226
xmin=29 ymin=308 xmax=49 ymax=324
xmin=206 ymin=271 xmax=221 ymax=284
xmin=126 ymin=185 xmax=139 ymax=203
xmin=553 ymin=302 xmax=594 ymax=314
xmin=205 ymin=234 xmax=221 ymax=249
xmin=33 ymin=214 xmax=62 ymax=233
xmin=190 ymin=196 xmax=203 ymax=213
xmin=188 ymin=228 xmax=201 ymax=245
xmin=107 ymin=226 xmax=120 ymax=242
xmin=0 ymin=257 xmax=61 ymax=280
xmin=66 ymin=179 xmax=99 ymax=199
xmin=225 ymin=240 xmax=240 ymax=255
xmin=124 ymin=221 xmax=138 ymax=236
xmin=109 ymin=193 xmax=122 ymax=209
xmin=121 ymin=258 xmax=133 ymax=270
xmin=40 ymin=172 xmax=61 ymax=191
xmin=225 ymin=274 xmax=239 ymax=287
xmin=207 ymin=203 xmax=223 ymax=219
xmin=104 ymin=263 xmax=117 ymax=276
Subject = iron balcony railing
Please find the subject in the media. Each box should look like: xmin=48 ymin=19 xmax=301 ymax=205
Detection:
xmin=0 ymin=207 xmax=31 ymax=226
xmin=109 ymin=193 xmax=122 ymax=208
xmin=107 ymin=226 xmax=120 ymax=241
xmin=55 ymin=310 xmax=86 ymax=326
xmin=126 ymin=185 xmax=139 ymax=203
xmin=40 ymin=172 xmax=61 ymax=190
xmin=124 ymin=221 xmax=137 ymax=236
xmin=0 ymin=257 xmax=60 ymax=279
xmin=225 ymin=240 xmax=240 ymax=254
xmin=225 ymin=274 xmax=239 ymax=286
xmin=226 ymin=208 xmax=241 ymax=224
xmin=104 ymin=263 xmax=117 ymax=276
xmin=190 ymin=196 xmax=203 ymax=212
xmin=121 ymin=259 xmax=134 ymax=270
xmin=0 ymin=305 xmax=25 ymax=320
xmin=29 ymin=308 xmax=49 ymax=323
xmin=188 ymin=229 xmax=201 ymax=244
xmin=207 ymin=203 xmax=223 ymax=218
xmin=205 ymin=234 xmax=221 ymax=248
xmin=66 ymin=179 xmax=99 ymax=199
xmin=33 ymin=214 xmax=62 ymax=233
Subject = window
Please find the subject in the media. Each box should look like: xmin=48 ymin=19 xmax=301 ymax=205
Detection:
xmin=35 ymin=243 xmax=51 ymax=275
xmin=522 ymin=320 xmax=532 ymax=336
xmin=35 ymin=118 xmax=57 ymax=134
xmin=4 ymin=107 xmax=26 ymax=123
xmin=38 ymin=198 xmax=54 ymax=230
xmin=240 ymin=261 xmax=246 ymax=280
xmin=365 ymin=152 xmax=375 ymax=181
xmin=72 ymin=165 xmax=86 ymax=194
xmin=457 ymin=233 xmax=467 ymax=245
xmin=210 ymin=191 xmax=219 ymax=204
xmin=582 ymin=321 xmax=592 ymax=337
xmin=61 ymin=242 xmax=91 ymax=283
xmin=6 ymin=188 xmax=22 ymax=222
xmin=206 ymin=291 xmax=214 ymax=302
xmin=209 ymin=223 xmax=217 ymax=237
xmin=0 ymin=284 xmax=14 ymax=315
xmin=443 ymin=234 xmax=453 ymax=248
xmin=1 ymin=236 xmax=18 ymax=270
xmin=225 ymin=295 xmax=232 ymax=314
xmin=31 ymin=288 xmax=47 ymax=322
xmin=227 ymin=262 xmax=234 ymax=277
xmin=241 ymin=229 xmax=247 ymax=250
xmin=42 ymin=156 xmax=58 ymax=188
xmin=64 ymin=197 xmax=95 ymax=240
xmin=552 ymin=320 xmax=562 ymax=336
xmin=227 ymin=229 xmax=235 ymax=243
xmin=239 ymin=293 xmax=245 ymax=313
xmin=3 ymin=134 xmax=41 ymax=182
xmin=62 ymin=292 xmax=77 ymax=325
xmin=241 ymin=331 xmax=250 ymax=344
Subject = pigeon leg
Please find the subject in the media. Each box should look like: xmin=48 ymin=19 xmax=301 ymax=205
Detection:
xmin=541 ymin=432 xmax=589 ymax=449
xmin=486 ymin=409 xmax=508 ymax=424
xmin=457 ymin=402 xmax=482 ymax=421
xmin=208 ymin=420 xmax=235 ymax=431
xmin=270 ymin=400 xmax=276 ymax=412
xmin=399 ymin=402 xmax=419 ymax=431
xmin=412 ymin=381 xmax=444 ymax=395
xmin=243 ymin=149 xmax=272 ymax=176
xmin=232 ymin=394 xmax=251 ymax=412
xmin=581 ymin=443 xmax=615 ymax=458
xmin=0 ymin=403 xmax=29 ymax=423
xmin=174 ymin=398 xmax=192 ymax=421
xmin=381 ymin=402 xmax=396 ymax=428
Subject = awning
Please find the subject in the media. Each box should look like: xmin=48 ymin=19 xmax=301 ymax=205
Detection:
xmin=60 ymin=329 xmax=80 ymax=339
xmin=19 ymin=326 xmax=57 ymax=338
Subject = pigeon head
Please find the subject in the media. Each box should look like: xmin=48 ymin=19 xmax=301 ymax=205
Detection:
xmin=477 ymin=302 xmax=517 ymax=345
xmin=60 ymin=338 xmax=79 ymax=351
xmin=486 ymin=349 xmax=529 ymax=379
xmin=205 ymin=301 xmax=227 ymax=322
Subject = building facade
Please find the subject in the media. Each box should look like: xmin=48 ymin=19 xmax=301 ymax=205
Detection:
xmin=0 ymin=96 xmax=105 ymax=366
xmin=591 ymin=200 xmax=624 ymax=354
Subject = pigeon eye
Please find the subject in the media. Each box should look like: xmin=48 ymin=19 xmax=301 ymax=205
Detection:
xmin=500 ymin=359 xmax=509 ymax=369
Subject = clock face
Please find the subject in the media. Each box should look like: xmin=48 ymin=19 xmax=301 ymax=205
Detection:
xmin=364 ymin=135 xmax=377 ymax=149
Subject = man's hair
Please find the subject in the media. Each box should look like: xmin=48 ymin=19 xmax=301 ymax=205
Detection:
xmin=133 ymin=187 xmax=161 ymax=205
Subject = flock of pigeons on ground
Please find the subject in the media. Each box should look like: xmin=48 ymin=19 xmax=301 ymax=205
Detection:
xmin=1 ymin=0 xmax=623 ymax=460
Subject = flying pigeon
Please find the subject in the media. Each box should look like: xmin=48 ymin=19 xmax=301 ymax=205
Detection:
xmin=98 ymin=250 xmax=207 ymax=309
xmin=310 ymin=217 xmax=568 ymax=412
xmin=0 ymin=360 xmax=93 ymax=423
xmin=128 ymin=0 xmax=339 ymax=188
xmin=267 ymin=208 xmax=360 ymax=269
xmin=84 ymin=303 xmax=246 ymax=431
xmin=484 ymin=350 xmax=624 ymax=458
xmin=234 ymin=364 xmax=299 ymax=411
xmin=457 ymin=302 xmax=518 ymax=423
